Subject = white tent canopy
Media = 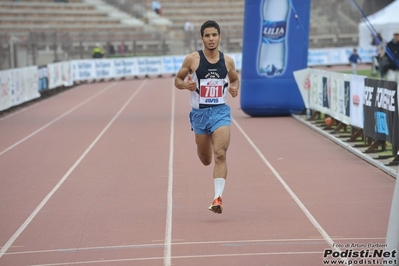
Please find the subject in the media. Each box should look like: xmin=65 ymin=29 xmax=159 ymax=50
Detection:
xmin=358 ymin=0 xmax=399 ymax=48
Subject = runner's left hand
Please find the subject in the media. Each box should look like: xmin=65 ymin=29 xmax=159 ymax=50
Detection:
xmin=228 ymin=86 xmax=238 ymax=98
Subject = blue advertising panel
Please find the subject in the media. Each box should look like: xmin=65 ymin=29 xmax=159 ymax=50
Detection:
xmin=241 ymin=0 xmax=311 ymax=116
xmin=363 ymin=78 xmax=399 ymax=146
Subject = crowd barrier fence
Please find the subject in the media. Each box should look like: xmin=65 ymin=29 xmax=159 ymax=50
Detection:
xmin=295 ymin=67 xmax=399 ymax=166
xmin=4 ymin=49 xmax=397 ymax=167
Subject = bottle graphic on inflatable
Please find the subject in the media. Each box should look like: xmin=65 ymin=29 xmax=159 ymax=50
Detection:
xmin=258 ymin=0 xmax=289 ymax=76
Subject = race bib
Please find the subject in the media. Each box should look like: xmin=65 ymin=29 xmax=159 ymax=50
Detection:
xmin=199 ymin=79 xmax=225 ymax=105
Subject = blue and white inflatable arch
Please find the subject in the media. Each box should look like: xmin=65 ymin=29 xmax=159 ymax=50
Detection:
xmin=240 ymin=0 xmax=311 ymax=116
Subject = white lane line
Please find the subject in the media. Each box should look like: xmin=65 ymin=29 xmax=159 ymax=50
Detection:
xmin=0 ymin=80 xmax=148 ymax=259
xmin=3 ymin=237 xmax=385 ymax=256
xmin=0 ymin=83 xmax=117 ymax=157
xmin=231 ymin=118 xmax=347 ymax=257
xmin=0 ymin=87 xmax=74 ymax=122
xmin=164 ymin=81 xmax=175 ymax=266
xmin=29 ymin=251 xmax=322 ymax=265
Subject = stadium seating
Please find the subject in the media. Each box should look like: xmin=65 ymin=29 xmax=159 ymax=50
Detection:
xmin=149 ymin=0 xmax=243 ymax=53
xmin=0 ymin=0 xmax=391 ymax=69
xmin=143 ymin=0 xmax=363 ymax=49
xmin=0 ymin=0 xmax=145 ymax=33
xmin=309 ymin=0 xmax=362 ymax=48
xmin=0 ymin=0 xmax=172 ymax=66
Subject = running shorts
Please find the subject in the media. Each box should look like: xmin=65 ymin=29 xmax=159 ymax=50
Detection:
xmin=189 ymin=104 xmax=231 ymax=135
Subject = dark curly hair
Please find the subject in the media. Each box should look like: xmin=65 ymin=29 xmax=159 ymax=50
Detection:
xmin=200 ymin=20 xmax=221 ymax=37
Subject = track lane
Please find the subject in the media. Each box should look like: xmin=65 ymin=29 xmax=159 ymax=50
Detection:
xmin=1 ymin=82 xmax=130 ymax=251
xmin=0 ymin=78 xmax=170 ymax=264
xmin=170 ymin=92 xmax=334 ymax=265
xmin=0 ymin=76 xmax=395 ymax=266
xmin=228 ymin=97 xmax=394 ymax=265
xmin=0 ymin=83 xmax=117 ymax=154
xmin=230 ymin=104 xmax=393 ymax=240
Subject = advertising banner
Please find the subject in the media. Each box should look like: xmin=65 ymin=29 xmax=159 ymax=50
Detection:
xmin=71 ymin=60 xmax=95 ymax=81
xmin=172 ymin=56 xmax=185 ymax=73
xmin=113 ymin=58 xmax=138 ymax=78
xmin=293 ymin=68 xmax=311 ymax=109
xmin=241 ymin=0 xmax=311 ymax=116
xmin=162 ymin=56 xmax=176 ymax=74
xmin=9 ymin=68 xmax=24 ymax=106
xmin=8 ymin=66 xmax=39 ymax=107
xmin=307 ymin=47 xmax=375 ymax=66
xmin=162 ymin=55 xmax=196 ymax=76
xmin=93 ymin=59 xmax=114 ymax=79
xmin=328 ymin=71 xmax=351 ymax=124
xmin=38 ymin=65 xmax=48 ymax=92
xmin=363 ymin=79 xmax=399 ymax=146
xmin=295 ymin=68 xmax=351 ymax=125
xmin=0 ymin=70 xmax=11 ymax=111
xmin=23 ymin=66 xmax=40 ymax=102
xmin=48 ymin=61 xmax=73 ymax=89
xmin=349 ymin=75 xmax=365 ymax=129
xmin=310 ymin=69 xmax=331 ymax=115
xmin=137 ymin=57 xmax=163 ymax=76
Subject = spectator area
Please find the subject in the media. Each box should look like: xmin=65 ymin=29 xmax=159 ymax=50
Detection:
xmin=0 ymin=0 xmax=394 ymax=69
xmin=0 ymin=0 xmax=145 ymax=33
xmin=0 ymin=0 xmax=170 ymax=65
xmin=142 ymin=0 xmax=390 ymax=49
xmin=1 ymin=0 xmax=389 ymax=47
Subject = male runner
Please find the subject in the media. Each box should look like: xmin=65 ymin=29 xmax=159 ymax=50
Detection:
xmin=174 ymin=20 xmax=240 ymax=214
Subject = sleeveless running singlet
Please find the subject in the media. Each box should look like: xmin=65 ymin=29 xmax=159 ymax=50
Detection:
xmin=190 ymin=50 xmax=229 ymax=109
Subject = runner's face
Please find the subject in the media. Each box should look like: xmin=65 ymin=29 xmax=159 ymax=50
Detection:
xmin=201 ymin=27 xmax=220 ymax=51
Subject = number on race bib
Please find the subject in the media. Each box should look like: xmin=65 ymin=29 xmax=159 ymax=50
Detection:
xmin=198 ymin=79 xmax=226 ymax=105
xmin=205 ymin=86 xmax=220 ymax=97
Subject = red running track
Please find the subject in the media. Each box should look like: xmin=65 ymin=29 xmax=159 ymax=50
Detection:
xmin=0 ymin=77 xmax=395 ymax=266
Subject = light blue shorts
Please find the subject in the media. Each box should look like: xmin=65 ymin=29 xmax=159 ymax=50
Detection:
xmin=189 ymin=104 xmax=231 ymax=135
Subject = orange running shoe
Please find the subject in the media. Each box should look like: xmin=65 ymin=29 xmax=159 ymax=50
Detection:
xmin=208 ymin=196 xmax=223 ymax=214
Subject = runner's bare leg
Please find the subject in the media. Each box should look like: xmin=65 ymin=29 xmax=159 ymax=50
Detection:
xmin=195 ymin=133 xmax=212 ymax=166
xmin=211 ymin=126 xmax=230 ymax=179
xmin=195 ymin=126 xmax=230 ymax=178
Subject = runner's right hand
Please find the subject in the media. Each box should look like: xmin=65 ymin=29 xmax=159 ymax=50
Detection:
xmin=186 ymin=75 xmax=197 ymax=91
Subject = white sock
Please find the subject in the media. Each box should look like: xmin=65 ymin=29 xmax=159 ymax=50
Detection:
xmin=214 ymin=178 xmax=226 ymax=199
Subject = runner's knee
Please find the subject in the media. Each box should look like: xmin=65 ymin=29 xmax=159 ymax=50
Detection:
xmin=214 ymin=149 xmax=226 ymax=164
xmin=197 ymin=148 xmax=212 ymax=165
xmin=200 ymin=157 xmax=212 ymax=166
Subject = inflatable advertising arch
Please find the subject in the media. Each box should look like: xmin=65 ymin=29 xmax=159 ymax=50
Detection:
xmin=240 ymin=0 xmax=311 ymax=116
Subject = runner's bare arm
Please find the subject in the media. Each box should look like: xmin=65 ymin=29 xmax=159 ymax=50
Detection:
xmin=225 ymin=56 xmax=240 ymax=98
xmin=174 ymin=54 xmax=197 ymax=92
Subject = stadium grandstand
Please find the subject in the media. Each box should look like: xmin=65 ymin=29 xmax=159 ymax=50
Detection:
xmin=0 ymin=0 xmax=395 ymax=70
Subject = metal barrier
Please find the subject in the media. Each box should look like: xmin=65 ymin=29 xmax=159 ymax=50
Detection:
xmin=0 ymin=29 xmax=243 ymax=70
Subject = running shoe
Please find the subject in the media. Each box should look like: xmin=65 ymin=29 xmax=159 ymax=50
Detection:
xmin=208 ymin=196 xmax=223 ymax=214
